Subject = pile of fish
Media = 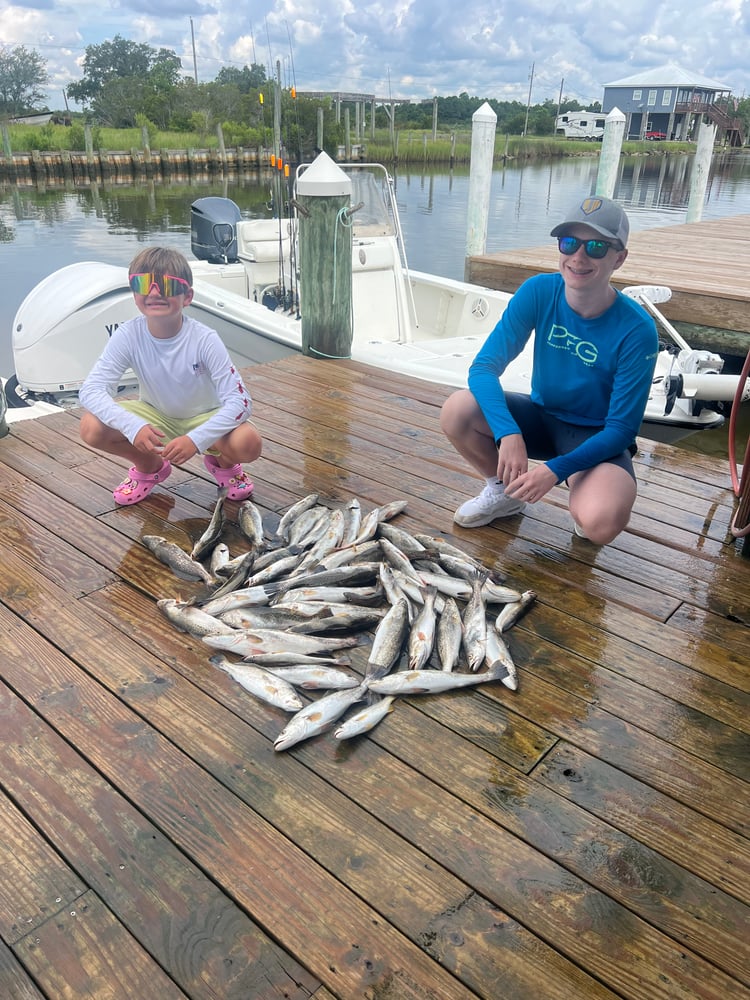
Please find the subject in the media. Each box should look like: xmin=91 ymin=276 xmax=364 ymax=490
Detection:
xmin=143 ymin=491 xmax=536 ymax=752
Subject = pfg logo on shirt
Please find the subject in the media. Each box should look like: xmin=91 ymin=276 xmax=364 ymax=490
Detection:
xmin=547 ymin=324 xmax=598 ymax=365
xmin=192 ymin=361 xmax=207 ymax=376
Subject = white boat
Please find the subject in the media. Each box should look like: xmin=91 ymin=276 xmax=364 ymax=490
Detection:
xmin=5 ymin=159 xmax=748 ymax=444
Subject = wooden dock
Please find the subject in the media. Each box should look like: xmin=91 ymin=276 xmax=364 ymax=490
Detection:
xmin=1 ymin=355 xmax=748 ymax=1000
xmin=467 ymin=215 xmax=750 ymax=338
xmin=0 ymin=147 xmax=263 ymax=186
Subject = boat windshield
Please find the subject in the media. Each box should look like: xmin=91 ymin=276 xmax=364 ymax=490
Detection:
xmin=296 ymin=162 xmax=398 ymax=240
xmin=343 ymin=166 xmax=397 ymax=239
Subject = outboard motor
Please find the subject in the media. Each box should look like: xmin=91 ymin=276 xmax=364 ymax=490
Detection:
xmin=191 ymin=197 xmax=241 ymax=263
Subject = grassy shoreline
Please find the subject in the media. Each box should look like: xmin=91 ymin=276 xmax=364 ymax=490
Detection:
xmin=2 ymin=122 xmax=698 ymax=164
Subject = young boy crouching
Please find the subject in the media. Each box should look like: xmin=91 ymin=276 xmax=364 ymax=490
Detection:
xmin=80 ymin=246 xmax=261 ymax=504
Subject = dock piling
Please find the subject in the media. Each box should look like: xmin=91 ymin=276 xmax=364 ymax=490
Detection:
xmin=297 ymin=151 xmax=353 ymax=360
xmin=465 ymin=101 xmax=497 ymax=278
xmin=596 ymin=107 xmax=626 ymax=198
xmin=687 ymin=119 xmax=718 ymax=223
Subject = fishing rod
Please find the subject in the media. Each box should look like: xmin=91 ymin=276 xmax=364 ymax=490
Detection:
xmin=268 ymin=57 xmax=289 ymax=309
xmin=285 ymin=19 xmax=303 ymax=164
xmin=284 ymin=19 xmax=302 ymax=315
xmin=287 ymin=170 xmax=300 ymax=318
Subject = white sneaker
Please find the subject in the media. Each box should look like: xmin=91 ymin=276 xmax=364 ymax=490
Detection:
xmin=454 ymin=483 xmax=525 ymax=527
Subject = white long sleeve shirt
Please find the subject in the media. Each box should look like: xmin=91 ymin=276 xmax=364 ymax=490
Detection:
xmin=79 ymin=314 xmax=253 ymax=454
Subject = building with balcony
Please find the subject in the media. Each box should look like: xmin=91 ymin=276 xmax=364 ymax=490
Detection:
xmin=602 ymin=63 xmax=743 ymax=145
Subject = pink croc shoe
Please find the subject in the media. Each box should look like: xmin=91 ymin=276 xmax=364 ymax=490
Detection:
xmin=203 ymin=455 xmax=254 ymax=500
xmin=113 ymin=460 xmax=172 ymax=505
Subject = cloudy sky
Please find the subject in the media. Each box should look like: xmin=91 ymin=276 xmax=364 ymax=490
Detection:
xmin=2 ymin=0 xmax=749 ymax=111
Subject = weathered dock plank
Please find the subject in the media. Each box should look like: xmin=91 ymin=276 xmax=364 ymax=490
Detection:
xmin=0 ymin=785 xmax=190 ymax=999
xmin=1 ymin=354 xmax=748 ymax=1000
xmin=533 ymin=744 xmax=750 ymax=904
xmin=0 ymin=686 xmax=324 ymax=999
xmin=0 ymin=940 xmax=45 ymax=1000
xmin=0 ymin=588 xmax=481 ymax=999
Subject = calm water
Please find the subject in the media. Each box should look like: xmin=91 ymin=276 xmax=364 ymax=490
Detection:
xmin=2 ymin=151 xmax=749 ymax=458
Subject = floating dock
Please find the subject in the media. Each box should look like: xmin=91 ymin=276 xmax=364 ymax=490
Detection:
xmin=467 ymin=215 xmax=750 ymax=344
xmin=1 ymin=355 xmax=748 ymax=999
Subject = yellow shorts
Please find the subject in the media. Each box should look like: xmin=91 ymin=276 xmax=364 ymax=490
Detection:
xmin=120 ymin=400 xmax=256 ymax=455
xmin=120 ymin=399 xmax=218 ymax=437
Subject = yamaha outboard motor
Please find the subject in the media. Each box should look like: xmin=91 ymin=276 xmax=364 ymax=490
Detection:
xmin=191 ymin=197 xmax=241 ymax=263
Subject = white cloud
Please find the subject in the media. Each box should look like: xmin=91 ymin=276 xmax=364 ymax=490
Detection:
xmin=1 ymin=0 xmax=749 ymax=109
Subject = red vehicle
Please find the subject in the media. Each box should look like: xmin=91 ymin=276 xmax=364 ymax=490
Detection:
xmin=645 ymin=130 xmax=667 ymax=140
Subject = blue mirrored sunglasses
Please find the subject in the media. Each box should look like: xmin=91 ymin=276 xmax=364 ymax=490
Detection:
xmin=557 ymin=236 xmax=618 ymax=259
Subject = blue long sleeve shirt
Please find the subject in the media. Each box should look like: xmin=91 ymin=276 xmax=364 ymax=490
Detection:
xmin=468 ymin=273 xmax=659 ymax=482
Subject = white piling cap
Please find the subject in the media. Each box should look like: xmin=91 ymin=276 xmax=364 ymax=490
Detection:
xmin=606 ymin=106 xmax=626 ymax=124
xmin=296 ymin=150 xmax=352 ymax=196
xmin=472 ymin=101 xmax=497 ymax=124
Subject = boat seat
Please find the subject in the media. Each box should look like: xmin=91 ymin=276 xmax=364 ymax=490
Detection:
xmin=236 ymin=219 xmax=292 ymax=262
xmin=351 ymin=238 xmax=407 ymax=342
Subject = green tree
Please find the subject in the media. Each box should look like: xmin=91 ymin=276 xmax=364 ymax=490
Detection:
xmin=275 ymin=93 xmax=347 ymax=160
xmin=0 ymin=44 xmax=49 ymax=116
xmin=526 ymin=99 xmax=557 ymax=136
xmin=199 ymin=81 xmax=247 ymax=126
xmin=166 ymin=79 xmax=266 ymax=134
xmin=67 ymin=35 xmax=181 ymax=106
xmin=91 ymin=76 xmax=148 ymax=128
xmin=215 ymin=64 xmax=267 ymax=93
xmin=559 ymin=99 xmax=585 ymax=114
xmin=735 ymin=97 xmax=750 ymax=139
xmin=168 ymin=80 xmax=223 ymax=133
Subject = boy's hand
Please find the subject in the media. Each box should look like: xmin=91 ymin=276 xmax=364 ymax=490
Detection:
xmin=133 ymin=423 xmax=165 ymax=455
xmin=496 ymin=434 xmax=528 ymax=487
xmin=504 ymin=463 xmax=558 ymax=504
xmin=161 ymin=434 xmax=198 ymax=465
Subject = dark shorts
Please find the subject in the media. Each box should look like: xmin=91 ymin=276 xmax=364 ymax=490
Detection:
xmin=505 ymin=392 xmax=637 ymax=482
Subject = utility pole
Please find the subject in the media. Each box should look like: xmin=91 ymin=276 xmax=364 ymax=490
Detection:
xmin=190 ymin=17 xmax=198 ymax=84
xmin=557 ymin=77 xmax=564 ymax=119
xmin=522 ymin=62 xmax=534 ymax=136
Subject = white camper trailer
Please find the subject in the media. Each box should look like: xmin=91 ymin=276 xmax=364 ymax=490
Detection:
xmin=555 ymin=111 xmax=606 ymax=141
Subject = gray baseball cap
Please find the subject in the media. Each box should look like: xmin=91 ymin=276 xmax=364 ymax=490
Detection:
xmin=550 ymin=196 xmax=629 ymax=248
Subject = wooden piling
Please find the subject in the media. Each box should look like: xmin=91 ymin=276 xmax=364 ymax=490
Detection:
xmin=465 ymin=101 xmax=497 ymax=277
xmin=1 ymin=123 xmax=11 ymax=159
xmin=687 ymin=119 xmax=718 ymax=223
xmin=297 ymin=152 xmax=353 ymax=360
xmin=596 ymin=107 xmax=626 ymax=198
xmin=0 ymin=123 xmax=15 ymax=182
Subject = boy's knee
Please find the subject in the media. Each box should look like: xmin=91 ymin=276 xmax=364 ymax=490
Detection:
xmin=226 ymin=423 xmax=262 ymax=463
xmin=439 ymin=390 xmax=462 ymax=431
xmin=79 ymin=412 xmax=100 ymax=445
xmin=440 ymin=389 xmax=475 ymax=435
